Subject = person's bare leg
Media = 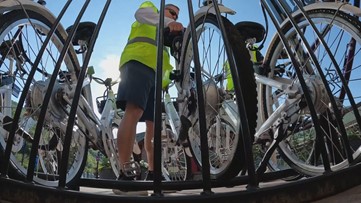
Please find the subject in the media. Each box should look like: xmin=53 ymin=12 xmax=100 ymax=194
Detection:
xmin=144 ymin=120 xmax=154 ymax=171
xmin=117 ymin=102 xmax=143 ymax=172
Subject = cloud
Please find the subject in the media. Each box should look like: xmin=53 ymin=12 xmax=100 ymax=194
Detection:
xmin=91 ymin=54 xmax=120 ymax=115
xmin=91 ymin=54 xmax=146 ymax=133
xmin=98 ymin=54 xmax=120 ymax=81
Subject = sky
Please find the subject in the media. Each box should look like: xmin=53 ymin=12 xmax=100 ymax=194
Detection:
xmin=44 ymin=0 xmax=272 ymax=132
xmin=44 ymin=0 xmax=270 ymax=88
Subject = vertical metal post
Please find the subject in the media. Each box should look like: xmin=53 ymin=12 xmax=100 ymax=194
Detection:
xmin=152 ymin=0 xmax=166 ymax=197
xmin=339 ymin=0 xmax=359 ymax=103
xmin=60 ymin=0 xmax=112 ymax=188
xmin=212 ymin=2 xmax=259 ymax=189
xmin=186 ymin=0 xmax=213 ymax=195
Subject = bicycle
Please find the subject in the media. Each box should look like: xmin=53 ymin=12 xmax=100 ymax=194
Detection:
xmin=1 ymin=0 xmax=361 ymax=189
xmin=196 ymin=0 xmax=361 ymax=179
xmin=249 ymin=0 xmax=361 ymax=177
xmin=163 ymin=0 xmax=258 ymax=181
xmin=0 ymin=0 xmax=191 ymax=187
xmin=166 ymin=0 xmax=361 ymax=181
xmin=68 ymin=22 xmax=192 ymax=182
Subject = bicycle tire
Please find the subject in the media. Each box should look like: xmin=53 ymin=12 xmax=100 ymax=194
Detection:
xmin=111 ymin=120 xmax=192 ymax=181
xmin=0 ymin=9 xmax=87 ymax=186
xmin=261 ymin=7 xmax=361 ymax=176
xmin=180 ymin=14 xmax=257 ymax=179
xmin=162 ymin=125 xmax=192 ymax=181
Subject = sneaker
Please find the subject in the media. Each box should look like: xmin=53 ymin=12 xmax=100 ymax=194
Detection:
xmin=144 ymin=170 xmax=166 ymax=181
xmin=112 ymin=171 xmax=148 ymax=196
xmin=145 ymin=171 xmax=177 ymax=194
xmin=116 ymin=171 xmax=136 ymax=181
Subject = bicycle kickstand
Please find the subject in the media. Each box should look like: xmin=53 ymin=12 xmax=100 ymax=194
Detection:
xmin=256 ymin=118 xmax=288 ymax=178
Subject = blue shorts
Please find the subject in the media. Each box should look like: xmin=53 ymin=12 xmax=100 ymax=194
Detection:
xmin=116 ymin=60 xmax=155 ymax=122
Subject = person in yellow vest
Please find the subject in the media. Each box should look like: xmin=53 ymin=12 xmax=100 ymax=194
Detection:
xmin=225 ymin=45 xmax=263 ymax=91
xmin=115 ymin=1 xmax=183 ymax=185
xmin=226 ymin=21 xmax=265 ymax=92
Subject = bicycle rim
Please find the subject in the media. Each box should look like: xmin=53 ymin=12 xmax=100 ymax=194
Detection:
xmin=262 ymin=8 xmax=361 ymax=176
xmin=0 ymin=10 xmax=87 ymax=186
xmin=162 ymin=126 xmax=191 ymax=181
xmin=181 ymin=14 xmax=257 ymax=179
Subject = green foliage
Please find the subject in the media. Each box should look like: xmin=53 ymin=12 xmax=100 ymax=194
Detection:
xmin=84 ymin=149 xmax=111 ymax=174
xmin=84 ymin=149 xmax=97 ymax=173
xmin=347 ymin=128 xmax=360 ymax=140
xmin=99 ymin=154 xmax=111 ymax=171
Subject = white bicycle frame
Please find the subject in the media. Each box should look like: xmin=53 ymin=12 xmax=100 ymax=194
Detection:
xmin=254 ymin=1 xmax=361 ymax=140
xmin=170 ymin=0 xmax=238 ymax=142
xmin=0 ymin=81 xmax=14 ymax=119
xmin=71 ymin=77 xmax=121 ymax=177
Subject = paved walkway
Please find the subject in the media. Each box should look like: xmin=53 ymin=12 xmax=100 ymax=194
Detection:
xmin=312 ymin=184 xmax=361 ymax=203
xmin=79 ymin=180 xmax=361 ymax=202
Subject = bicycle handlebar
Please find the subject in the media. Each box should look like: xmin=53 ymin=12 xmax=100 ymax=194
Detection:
xmin=92 ymin=76 xmax=118 ymax=87
xmin=163 ymin=27 xmax=184 ymax=47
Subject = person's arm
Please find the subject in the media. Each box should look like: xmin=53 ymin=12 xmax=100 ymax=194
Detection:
xmin=135 ymin=7 xmax=174 ymax=27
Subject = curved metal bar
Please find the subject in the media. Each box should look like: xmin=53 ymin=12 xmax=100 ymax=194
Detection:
xmin=212 ymin=1 xmax=258 ymax=189
xmin=291 ymin=0 xmax=357 ymax=164
xmin=186 ymin=0 xmax=212 ymax=195
xmin=1 ymin=0 xmax=73 ymax=178
xmin=25 ymin=0 xmax=90 ymax=183
xmin=1 ymin=163 xmax=361 ymax=202
xmin=60 ymin=0 xmax=111 ymax=188
xmin=260 ymin=0 xmax=332 ymax=172
xmin=278 ymin=0 xmax=354 ymax=165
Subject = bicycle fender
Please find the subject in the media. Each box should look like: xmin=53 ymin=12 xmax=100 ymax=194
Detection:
xmin=0 ymin=0 xmax=81 ymax=74
xmin=194 ymin=4 xmax=236 ymax=21
xmin=177 ymin=4 xmax=236 ymax=86
xmin=300 ymin=2 xmax=361 ymax=18
xmin=0 ymin=0 xmax=56 ymax=21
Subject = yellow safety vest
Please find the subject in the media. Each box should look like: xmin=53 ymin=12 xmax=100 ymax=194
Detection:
xmin=225 ymin=46 xmax=259 ymax=91
xmin=119 ymin=1 xmax=172 ymax=88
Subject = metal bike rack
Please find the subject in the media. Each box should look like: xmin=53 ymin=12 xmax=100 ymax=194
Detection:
xmin=1 ymin=0 xmax=361 ymax=202
xmin=1 ymin=162 xmax=361 ymax=202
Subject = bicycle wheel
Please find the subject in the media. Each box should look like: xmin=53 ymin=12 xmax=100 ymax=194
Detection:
xmin=0 ymin=10 xmax=87 ymax=186
xmin=180 ymin=14 xmax=257 ymax=179
xmin=261 ymin=7 xmax=361 ymax=176
xmin=110 ymin=118 xmax=191 ymax=181
xmin=162 ymin=120 xmax=192 ymax=181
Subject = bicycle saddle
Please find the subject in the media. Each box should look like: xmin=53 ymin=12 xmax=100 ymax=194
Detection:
xmin=235 ymin=21 xmax=266 ymax=43
xmin=0 ymin=40 xmax=21 ymax=58
xmin=66 ymin=22 xmax=96 ymax=46
xmin=0 ymin=40 xmax=29 ymax=66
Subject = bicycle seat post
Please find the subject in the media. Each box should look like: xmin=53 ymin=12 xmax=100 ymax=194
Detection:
xmin=77 ymin=40 xmax=88 ymax=61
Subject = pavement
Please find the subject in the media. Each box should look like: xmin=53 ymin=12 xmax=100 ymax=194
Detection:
xmin=312 ymin=184 xmax=361 ymax=203
xmin=0 ymin=178 xmax=359 ymax=202
xmin=79 ymin=179 xmax=285 ymax=197
xmin=79 ymin=180 xmax=361 ymax=202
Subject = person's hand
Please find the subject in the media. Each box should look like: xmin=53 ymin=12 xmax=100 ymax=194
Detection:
xmin=168 ymin=21 xmax=184 ymax=32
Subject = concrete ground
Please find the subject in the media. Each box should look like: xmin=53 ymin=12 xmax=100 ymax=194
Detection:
xmin=79 ymin=180 xmax=361 ymax=202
